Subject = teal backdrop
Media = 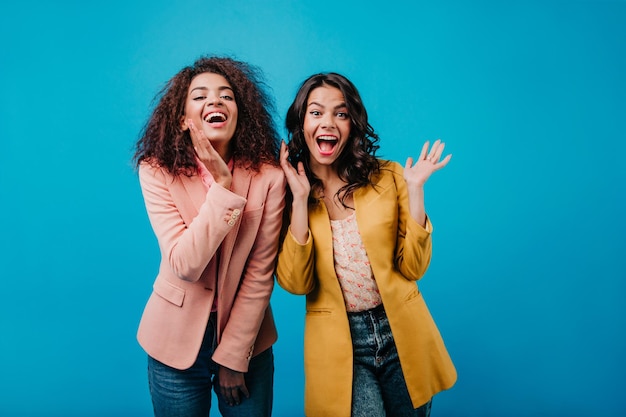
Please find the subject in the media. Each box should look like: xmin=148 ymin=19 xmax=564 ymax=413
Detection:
xmin=1 ymin=1 xmax=624 ymax=416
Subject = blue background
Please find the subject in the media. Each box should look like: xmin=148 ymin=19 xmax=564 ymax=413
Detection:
xmin=1 ymin=1 xmax=624 ymax=416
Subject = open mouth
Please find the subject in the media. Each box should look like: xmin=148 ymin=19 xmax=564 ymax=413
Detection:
xmin=316 ymin=136 xmax=338 ymax=155
xmin=204 ymin=112 xmax=227 ymax=124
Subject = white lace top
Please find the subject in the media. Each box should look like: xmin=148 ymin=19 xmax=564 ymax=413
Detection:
xmin=330 ymin=212 xmax=382 ymax=312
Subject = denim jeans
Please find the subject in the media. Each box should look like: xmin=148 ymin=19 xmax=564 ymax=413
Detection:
xmin=348 ymin=304 xmax=432 ymax=417
xmin=147 ymin=312 xmax=274 ymax=417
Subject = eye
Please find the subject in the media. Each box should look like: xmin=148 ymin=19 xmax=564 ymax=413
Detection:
xmin=220 ymin=94 xmax=234 ymax=101
xmin=192 ymin=95 xmax=206 ymax=101
xmin=337 ymin=112 xmax=349 ymax=119
xmin=309 ymin=110 xmax=321 ymax=116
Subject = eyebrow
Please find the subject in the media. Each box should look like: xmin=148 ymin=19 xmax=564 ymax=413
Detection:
xmin=190 ymin=86 xmax=234 ymax=93
xmin=307 ymin=101 xmax=347 ymax=110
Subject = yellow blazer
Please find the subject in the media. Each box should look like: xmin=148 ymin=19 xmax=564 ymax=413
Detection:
xmin=137 ymin=161 xmax=286 ymax=372
xmin=276 ymin=161 xmax=456 ymax=417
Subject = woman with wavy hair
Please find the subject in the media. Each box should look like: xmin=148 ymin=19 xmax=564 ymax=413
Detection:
xmin=133 ymin=56 xmax=285 ymax=417
xmin=276 ymin=72 xmax=456 ymax=416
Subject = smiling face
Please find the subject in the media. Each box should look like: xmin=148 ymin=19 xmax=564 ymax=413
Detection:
xmin=303 ymin=85 xmax=352 ymax=170
xmin=181 ymin=72 xmax=238 ymax=155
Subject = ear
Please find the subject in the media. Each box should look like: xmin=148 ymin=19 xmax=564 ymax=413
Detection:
xmin=180 ymin=116 xmax=189 ymax=131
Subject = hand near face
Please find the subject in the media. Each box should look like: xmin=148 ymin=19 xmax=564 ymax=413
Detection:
xmin=188 ymin=120 xmax=232 ymax=189
xmin=404 ymin=140 xmax=451 ymax=188
xmin=280 ymin=141 xmax=311 ymax=202
xmin=280 ymin=140 xmax=311 ymax=244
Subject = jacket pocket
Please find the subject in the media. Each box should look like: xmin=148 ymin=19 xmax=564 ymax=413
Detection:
xmin=306 ymin=308 xmax=332 ymax=316
xmin=153 ymin=279 xmax=185 ymax=307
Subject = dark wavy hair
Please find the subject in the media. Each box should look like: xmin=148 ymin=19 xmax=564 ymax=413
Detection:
xmin=133 ymin=56 xmax=280 ymax=175
xmin=285 ymin=72 xmax=383 ymax=206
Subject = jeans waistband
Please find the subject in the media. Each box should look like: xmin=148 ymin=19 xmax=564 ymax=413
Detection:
xmin=347 ymin=303 xmax=385 ymax=318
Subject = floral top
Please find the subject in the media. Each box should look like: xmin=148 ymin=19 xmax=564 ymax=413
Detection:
xmin=330 ymin=212 xmax=382 ymax=312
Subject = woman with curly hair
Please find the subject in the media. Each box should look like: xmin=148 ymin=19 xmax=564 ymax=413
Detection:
xmin=276 ymin=73 xmax=457 ymax=416
xmin=133 ymin=56 xmax=285 ymax=417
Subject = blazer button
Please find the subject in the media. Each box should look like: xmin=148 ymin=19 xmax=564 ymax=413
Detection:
xmin=228 ymin=219 xmax=235 ymax=226
xmin=233 ymin=209 xmax=241 ymax=216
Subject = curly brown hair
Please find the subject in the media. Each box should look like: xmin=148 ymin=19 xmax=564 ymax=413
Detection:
xmin=133 ymin=56 xmax=280 ymax=175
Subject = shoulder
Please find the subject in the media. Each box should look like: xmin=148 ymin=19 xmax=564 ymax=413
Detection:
xmin=381 ymin=159 xmax=403 ymax=174
xmin=139 ymin=160 xmax=187 ymax=188
xmin=372 ymin=159 xmax=403 ymax=185
xmin=257 ymin=162 xmax=283 ymax=176
xmin=233 ymin=163 xmax=286 ymax=196
xmin=139 ymin=160 xmax=167 ymax=182
xmin=252 ymin=163 xmax=286 ymax=185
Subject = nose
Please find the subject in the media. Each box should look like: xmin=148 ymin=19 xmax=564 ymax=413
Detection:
xmin=206 ymin=91 xmax=223 ymax=107
xmin=321 ymin=113 xmax=335 ymax=129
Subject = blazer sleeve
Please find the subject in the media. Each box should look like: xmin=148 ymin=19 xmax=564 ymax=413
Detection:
xmin=139 ymin=163 xmax=246 ymax=282
xmin=212 ymin=169 xmax=286 ymax=372
xmin=390 ymin=161 xmax=433 ymax=281
xmin=275 ymin=227 xmax=316 ymax=295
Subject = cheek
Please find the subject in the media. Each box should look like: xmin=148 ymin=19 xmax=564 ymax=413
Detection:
xmin=183 ymin=101 xmax=201 ymax=118
xmin=303 ymin=127 xmax=316 ymax=147
xmin=229 ymin=106 xmax=239 ymax=129
xmin=341 ymin=121 xmax=352 ymax=137
xmin=303 ymin=119 xmax=316 ymax=138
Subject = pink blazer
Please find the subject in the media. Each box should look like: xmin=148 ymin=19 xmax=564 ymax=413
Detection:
xmin=136 ymin=161 xmax=286 ymax=372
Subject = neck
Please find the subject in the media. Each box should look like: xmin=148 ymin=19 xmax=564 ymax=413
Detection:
xmin=311 ymin=162 xmax=340 ymax=183
xmin=213 ymin=142 xmax=232 ymax=163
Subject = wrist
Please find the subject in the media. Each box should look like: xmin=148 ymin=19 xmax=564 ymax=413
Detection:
xmin=405 ymin=179 xmax=425 ymax=190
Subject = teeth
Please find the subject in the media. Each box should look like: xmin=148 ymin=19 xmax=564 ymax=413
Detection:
xmin=204 ymin=112 xmax=227 ymax=122
xmin=317 ymin=136 xmax=337 ymax=141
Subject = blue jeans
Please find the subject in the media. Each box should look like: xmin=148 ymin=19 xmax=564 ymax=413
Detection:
xmin=348 ymin=304 xmax=432 ymax=417
xmin=147 ymin=312 xmax=273 ymax=417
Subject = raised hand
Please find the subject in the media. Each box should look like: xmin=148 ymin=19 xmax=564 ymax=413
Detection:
xmin=404 ymin=139 xmax=451 ymax=188
xmin=403 ymin=140 xmax=451 ymax=226
xmin=188 ymin=120 xmax=232 ymax=189
xmin=280 ymin=141 xmax=311 ymax=201
xmin=280 ymin=140 xmax=311 ymax=244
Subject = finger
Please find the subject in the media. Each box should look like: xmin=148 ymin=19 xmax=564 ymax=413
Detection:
xmin=221 ymin=387 xmax=233 ymax=405
xmin=240 ymin=381 xmax=250 ymax=399
xmin=187 ymin=120 xmax=197 ymax=141
xmin=188 ymin=120 xmax=205 ymax=152
xmin=188 ymin=120 xmax=199 ymax=136
xmin=435 ymin=154 xmax=452 ymax=169
xmin=280 ymin=155 xmax=298 ymax=178
xmin=405 ymin=157 xmax=414 ymax=169
xmin=432 ymin=141 xmax=446 ymax=162
xmin=280 ymin=142 xmax=290 ymax=165
xmin=189 ymin=120 xmax=214 ymax=146
xmin=427 ymin=139 xmax=441 ymax=160
xmin=296 ymin=161 xmax=306 ymax=176
xmin=231 ymin=387 xmax=241 ymax=405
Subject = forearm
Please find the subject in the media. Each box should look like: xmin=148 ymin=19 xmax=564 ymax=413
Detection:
xmin=164 ymin=184 xmax=245 ymax=280
xmin=140 ymin=165 xmax=245 ymax=281
xmin=276 ymin=231 xmax=315 ymax=295
xmin=396 ymin=216 xmax=433 ymax=280
xmin=288 ymin=198 xmax=310 ymax=244
xmin=407 ymin=184 xmax=426 ymax=227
